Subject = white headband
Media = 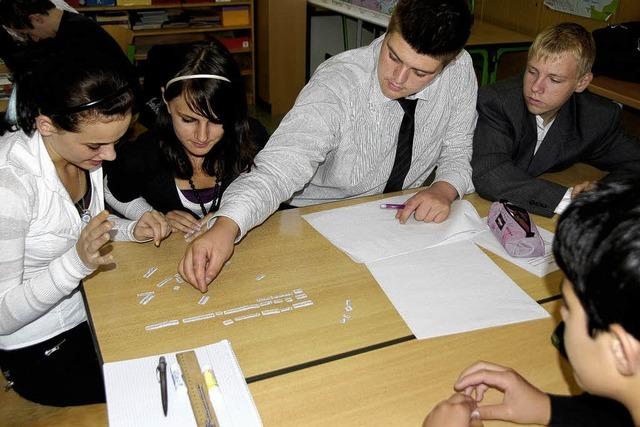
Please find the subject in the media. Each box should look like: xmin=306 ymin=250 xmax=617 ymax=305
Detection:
xmin=165 ymin=74 xmax=231 ymax=90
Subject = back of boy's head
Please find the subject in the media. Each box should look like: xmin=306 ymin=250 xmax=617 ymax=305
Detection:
xmin=0 ymin=0 xmax=55 ymax=30
xmin=387 ymin=0 xmax=472 ymax=61
xmin=528 ymin=22 xmax=595 ymax=78
xmin=553 ymin=179 xmax=640 ymax=341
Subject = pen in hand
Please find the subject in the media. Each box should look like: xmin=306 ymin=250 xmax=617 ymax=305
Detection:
xmin=157 ymin=356 xmax=168 ymax=416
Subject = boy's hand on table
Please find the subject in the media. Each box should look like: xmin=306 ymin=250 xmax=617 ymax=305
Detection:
xmin=397 ymin=181 xmax=457 ymax=224
xmin=178 ymin=216 xmax=238 ymax=292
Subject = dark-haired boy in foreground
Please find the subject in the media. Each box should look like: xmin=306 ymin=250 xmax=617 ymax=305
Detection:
xmin=424 ymin=180 xmax=640 ymax=427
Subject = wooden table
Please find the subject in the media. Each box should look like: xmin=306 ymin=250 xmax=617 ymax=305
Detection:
xmin=2 ymin=164 xmax=603 ymax=426
xmin=251 ymin=301 xmax=577 ymax=427
xmin=590 ymin=75 xmax=640 ymax=110
xmin=84 ymin=205 xmax=412 ymax=378
xmin=83 ymin=164 xmax=603 ymax=372
xmin=468 ymin=20 xmax=533 ymax=46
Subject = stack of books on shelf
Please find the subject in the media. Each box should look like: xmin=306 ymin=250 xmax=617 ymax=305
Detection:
xmin=187 ymin=9 xmax=221 ymax=27
xmin=161 ymin=10 xmax=190 ymax=28
xmin=95 ymin=11 xmax=131 ymax=28
xmin=132 ymin=10 xmax=168 ymax=30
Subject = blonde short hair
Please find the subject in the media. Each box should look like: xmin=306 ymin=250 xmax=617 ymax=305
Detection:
xmin=528 ymin=23 xmax=596 ymax=78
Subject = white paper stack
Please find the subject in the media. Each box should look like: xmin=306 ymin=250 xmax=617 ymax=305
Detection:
xmin=366 ymin=241 xmax=549 ymax=340
xmin=303 ymin=193 xmax=550 ymax=340
xmin=303 ymin=195 xmax=487 ymax=263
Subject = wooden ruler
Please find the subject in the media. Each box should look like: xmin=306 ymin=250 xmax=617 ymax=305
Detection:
xmin=175 ymin=350 xmax=220 ymax=427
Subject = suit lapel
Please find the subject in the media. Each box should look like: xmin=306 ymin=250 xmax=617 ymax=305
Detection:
xmin=529 ymin=96 xmax=577 ymax=176
xmin=515 ymin=113 xmax=538 ymax=170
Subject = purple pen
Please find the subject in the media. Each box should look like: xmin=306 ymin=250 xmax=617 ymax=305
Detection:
xmin=379 ymin=203 xmax=406 ymax=209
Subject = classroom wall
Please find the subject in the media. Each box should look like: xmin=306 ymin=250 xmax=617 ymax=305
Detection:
xmin=475 ymin=0 xmax=640 ymax=35
xmin=475 ymin=0 xmax=640 ymax=103
xmin=258 ymin=0 xmax=640 ymax=117
xmin=309 ymin=16 xmax=376 ymax=75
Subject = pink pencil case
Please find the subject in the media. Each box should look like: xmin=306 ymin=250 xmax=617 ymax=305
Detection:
xmin=488 ymin=201 xmax=545 ymax=258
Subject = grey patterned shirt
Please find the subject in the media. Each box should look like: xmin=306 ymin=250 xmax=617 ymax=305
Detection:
xmin=216 ymin=35 xmax=478 ymax=239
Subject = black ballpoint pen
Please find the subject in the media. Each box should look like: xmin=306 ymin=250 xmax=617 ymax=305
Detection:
xmin=157 ymin=356 xmax=168 ymax=416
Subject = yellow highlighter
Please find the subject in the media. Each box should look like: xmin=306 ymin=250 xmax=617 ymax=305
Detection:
xmin=202 ymin=365 xmax=227 ymax=425
xmin=203 ymin=366 xmax=218 ymax=390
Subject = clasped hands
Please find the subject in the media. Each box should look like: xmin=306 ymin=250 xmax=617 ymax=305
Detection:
xmin=423 ymin=361 xmax=551 ymax=427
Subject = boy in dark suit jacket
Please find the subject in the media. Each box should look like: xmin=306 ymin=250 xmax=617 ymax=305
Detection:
xmin=472 ymin=23 xmax=640 ymax=217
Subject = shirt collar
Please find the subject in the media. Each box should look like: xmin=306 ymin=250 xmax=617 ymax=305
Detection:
xmin=535 ymin=114 xmax=555 ymax=131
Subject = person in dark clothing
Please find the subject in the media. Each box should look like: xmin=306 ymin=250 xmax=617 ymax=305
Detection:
xmin=424 ymin=179 xmax=640 ymax=427
xmin=471 ymin=23 xmax=640 ymax=218
xmin=105 ymin=40 xmax=268 ymax=239
xmin=0 ymin=0 xmax=140 ymax=123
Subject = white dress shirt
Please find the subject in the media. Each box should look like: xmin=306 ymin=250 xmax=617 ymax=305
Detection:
xmin=213 ymin=35 xmax=478 ymax=239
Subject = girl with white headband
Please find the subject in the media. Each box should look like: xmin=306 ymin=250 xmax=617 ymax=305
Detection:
xmin=105 ymin=40 xmax=268 ymax=237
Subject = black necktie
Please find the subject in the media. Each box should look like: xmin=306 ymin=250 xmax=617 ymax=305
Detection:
xmin=384 ymin=97 xmax=418 ymax=193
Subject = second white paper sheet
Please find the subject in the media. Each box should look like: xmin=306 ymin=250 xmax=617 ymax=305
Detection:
xmin=473 ymin=227 xmax=559 ymax=278
xmin=366 ymin=240 xmax=549 ymax=340
xmin=303 ymin=195 xmax=486 ymax=263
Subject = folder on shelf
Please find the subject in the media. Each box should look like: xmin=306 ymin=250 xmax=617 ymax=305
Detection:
xmin=221 ymin=6 xmax=250 ymax=27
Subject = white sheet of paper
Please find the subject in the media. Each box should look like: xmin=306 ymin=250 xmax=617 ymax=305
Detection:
xmin=366 ymin=241 xmax=549 ymax=340
xmin=104 ymin=339 xmax=262 ymax=427
xmin=303 ymin=195 xmax=486 ymax=263
xmin=472 ymin=224 xmax=559 ymax=278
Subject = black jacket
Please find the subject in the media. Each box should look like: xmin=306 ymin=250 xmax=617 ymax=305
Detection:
xmin=472 ymin=76 xmax=640 ymax=217
xmin=549 ymin=393 xmax=633 ymax=427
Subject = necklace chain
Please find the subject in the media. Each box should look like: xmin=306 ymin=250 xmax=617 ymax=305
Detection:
xmin=75 ymin=171 xmax=92 ymax=224
xmin=188 ymin=177 xmax=221 ymax=218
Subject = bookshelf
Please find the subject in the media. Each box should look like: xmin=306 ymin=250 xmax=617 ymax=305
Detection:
xmin=78 ymin=0 xmax=256 ymax=104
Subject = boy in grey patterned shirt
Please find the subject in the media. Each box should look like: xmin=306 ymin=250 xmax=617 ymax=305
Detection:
xmin=180 ymin=0 xmax=478 ymax=291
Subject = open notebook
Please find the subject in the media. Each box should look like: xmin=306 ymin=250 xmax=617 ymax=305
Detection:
xmin=103 ymin=339 xmax=262 ymax=427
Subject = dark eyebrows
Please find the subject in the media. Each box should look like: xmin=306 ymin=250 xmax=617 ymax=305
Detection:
xmin=86 ymin=140 xmax=117 ymax=147
xmin=386 ymin=43 xmax=434 ymax=75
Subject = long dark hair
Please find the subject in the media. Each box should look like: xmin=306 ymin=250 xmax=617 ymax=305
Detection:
xmin=154 ymin=40 xmax=256 ymax=182
xmin=8 ymin=49 xmax=133 ymax=136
